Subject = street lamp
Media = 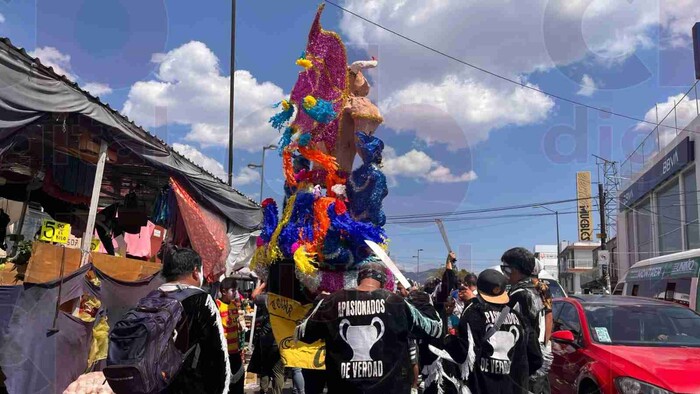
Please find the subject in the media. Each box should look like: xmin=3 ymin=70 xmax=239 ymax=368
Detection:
xmin=412 ymin=248 xmax=424 ymax=273
xmin=247 ymin=144 xmax=278 ymax=203
xmin=534 ymin=205 xmax=561 ymax=267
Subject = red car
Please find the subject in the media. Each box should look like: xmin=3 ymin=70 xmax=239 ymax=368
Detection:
xmin=549 ymin=295 xmax=700 ymax=394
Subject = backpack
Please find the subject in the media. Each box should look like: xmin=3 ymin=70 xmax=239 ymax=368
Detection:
xmin=103 ymin=286 xmax=203 ymax=394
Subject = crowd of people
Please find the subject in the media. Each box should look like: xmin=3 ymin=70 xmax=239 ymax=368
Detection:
xmin=105 ymin=244 xmax=553 ymax=394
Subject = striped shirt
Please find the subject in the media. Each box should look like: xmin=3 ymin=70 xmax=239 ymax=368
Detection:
xmin=216 ymin=299 xmax=240 ymax=354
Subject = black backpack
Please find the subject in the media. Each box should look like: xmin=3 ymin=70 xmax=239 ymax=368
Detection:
xmin=104 ymin=286 xmax=203 ymax=394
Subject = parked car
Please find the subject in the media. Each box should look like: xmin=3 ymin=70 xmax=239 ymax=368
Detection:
xmin=549 ymin=295 xmax=700 ymax=394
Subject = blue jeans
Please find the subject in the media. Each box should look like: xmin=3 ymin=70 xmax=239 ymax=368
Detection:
xmin=291 ymin=367 xmax=305 ymax=394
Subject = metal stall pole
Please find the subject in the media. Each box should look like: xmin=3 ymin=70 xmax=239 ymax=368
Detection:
xmin=80 ymin=141 xmax=108 ymax=266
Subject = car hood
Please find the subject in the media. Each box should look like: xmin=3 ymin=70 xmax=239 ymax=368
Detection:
xmin=599 ymin=345 xmax=700 ymax=393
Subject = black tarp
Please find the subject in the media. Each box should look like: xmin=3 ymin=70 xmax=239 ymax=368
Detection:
xmin=0 ymin=37 xmax=262 ymax=230
xmin=92 ymin=267 xmax=164 ymax=326
xmin=0 ymin=265 xmax=165 ymax=394
xmin=0 ymin=265 xmax=93 ymax=394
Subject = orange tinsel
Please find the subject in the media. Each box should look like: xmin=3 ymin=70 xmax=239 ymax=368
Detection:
xmin=311 ymin=197 xmax=334 ymax=254
xmin=283 ymin=150 xmax=297 ymax=187
xmin=299 ymin=146 xmax=338 ymax=173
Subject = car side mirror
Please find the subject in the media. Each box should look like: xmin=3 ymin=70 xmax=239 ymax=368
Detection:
xmin=552 ymin=330 xmax=579 ymax=347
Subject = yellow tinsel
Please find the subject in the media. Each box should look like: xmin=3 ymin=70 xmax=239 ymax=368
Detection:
xmin=296 ymin=58 xmax=313 ymax=69
xmin=294 ymin=246 xmax=318 ymax=276
xmin=250 ymin=246 xmax=268 ymax=270
xmin=268 ymin=193 xmax=297 ymax=262
xmin=303 ymin=95 xmax=317 ymax=110
xmin=281 ymin=99 xmax=291 ymax=111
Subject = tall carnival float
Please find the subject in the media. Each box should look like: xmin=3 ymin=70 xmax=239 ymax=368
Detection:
xmin=252 ymin=4 xmax=390 ymax=293
xmin=250 ymin=4 xmax=393 ymax=368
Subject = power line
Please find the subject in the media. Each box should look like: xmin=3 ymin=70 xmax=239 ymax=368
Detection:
xmin=386 ymin=210 xmax=589 ymax=225
xmin=323 ymin=0 xmax=694 ymax=132
xmin=386 ymin=196 xmax=597 ymax=220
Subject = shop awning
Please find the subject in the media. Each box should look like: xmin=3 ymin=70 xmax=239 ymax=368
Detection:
xmin=0 ymin=38 xmax=262 ymax=230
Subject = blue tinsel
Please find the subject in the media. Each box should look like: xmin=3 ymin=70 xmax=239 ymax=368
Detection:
xmin=356 ymin=132 xmax=384 ymax=164
xmin=261 ymin=199 xmax=278 ymax=243
xmin=303 ymin=98 xmax=336 ymax=124
xmin=347 ymin=163 xmax=388 ymax=227
xmin=322 ymin=227 xmax=354 ymax=268
xmin=278 ymin=127 xmax=294 ymax=153
xmin=269 ymin=101 xmax=295 ymax=130
xmin=298 ymin=133 xmax=312 ymax=146
xmin=328 ymin=203 xmax=385 ymax=246
xmin=278 ymin=192 xmax=316 ymax=258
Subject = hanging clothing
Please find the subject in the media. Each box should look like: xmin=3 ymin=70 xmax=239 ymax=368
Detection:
xmin=123 ymin=221 xmax=156 ymax=259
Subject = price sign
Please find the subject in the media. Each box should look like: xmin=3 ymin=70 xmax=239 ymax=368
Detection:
xmin=91 ymin=238 xmax=101 ymax=252
xmin=40 ymin=220 xmax=71 ymax=245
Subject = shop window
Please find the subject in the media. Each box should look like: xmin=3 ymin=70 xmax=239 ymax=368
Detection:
xmin=626 ymin=211 xmax=636 ymax=264
xmin=656 ymin=180 xmax=682 ymax=255
xmin=683 ymin=170 xmax=700 ymax=250
xmin=635 ymin=199 xmax=653 ymax=259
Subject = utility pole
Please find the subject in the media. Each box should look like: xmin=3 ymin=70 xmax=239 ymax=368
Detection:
xmin=598 ymin=183 xmax=611 ymax=293
xmin=227 ymin=0 xmax=237 ymax=186
xmin=412 ymin=248 xmax=423 ymax=273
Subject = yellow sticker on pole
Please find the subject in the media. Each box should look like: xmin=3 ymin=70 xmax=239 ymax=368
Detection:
xmin=91 ymin=238 xmax=101 ymax=251
xmin=39 ymin=220 xmax=71 ymax=244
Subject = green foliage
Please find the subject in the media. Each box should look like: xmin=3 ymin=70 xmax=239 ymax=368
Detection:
xmin=10 ymin=240 xmax=32 ymax=265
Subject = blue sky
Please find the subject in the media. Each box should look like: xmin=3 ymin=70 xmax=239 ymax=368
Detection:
xmin=2 ymin=0 xmax=700 ymax=273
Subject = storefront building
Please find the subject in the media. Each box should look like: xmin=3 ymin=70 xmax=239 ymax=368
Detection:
xmin=616 ymin=116 xmax=700 ymax=308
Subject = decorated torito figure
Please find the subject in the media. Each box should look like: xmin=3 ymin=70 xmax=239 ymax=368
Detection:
xmin=335 ymin=59 xmax=383 ymax=175
xmin=346 ymin=132 xmax=388 ymax=227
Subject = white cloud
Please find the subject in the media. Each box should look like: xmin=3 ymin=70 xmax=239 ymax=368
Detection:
xmin=29 ymin=47 xmax=76 ymax=80
xmin=340 ymin=0 xmax=699 ymax=76
xmin=0 ymin=14 xmax=6 ymax=23
xmin=382 ymin=146 xmax=477 ymax=184
xmin=172 ymin=143 xmax=260 ymax=186
xmin=122 ymin=41 xmax=285 ymax=151
xmin=638 ymin=93 xmax=700 ymax=148
xmin=338 ymin=0 xmax=700 ymax=146
xmin=380 ymin=75 xmax=554 ymax=148
xmin=82 ymin=82 xmax=113 ymax=97
xmin=577 ymin=74 xmax=597 ymax=97
xmin=29 ymin=46 xmax=113 ymax=97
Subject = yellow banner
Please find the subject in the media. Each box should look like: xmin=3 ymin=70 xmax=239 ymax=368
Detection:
xmin=267 ymin=293 xmax=325 ymax=369
xmin=576 ymin=171 xmax=594 ymax=241
xmin=39 ymin=219 xmax=71 ymax=244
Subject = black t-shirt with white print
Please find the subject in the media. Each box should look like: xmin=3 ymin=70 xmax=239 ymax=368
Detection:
xmin=445 ymin=299 xmax=542 ymax=394
xmin=297 ymin=288 xmax=442 ymax=394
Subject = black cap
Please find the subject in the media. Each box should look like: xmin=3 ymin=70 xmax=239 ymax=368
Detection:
xmin=477 ymin=269 xmax=509 ymax=304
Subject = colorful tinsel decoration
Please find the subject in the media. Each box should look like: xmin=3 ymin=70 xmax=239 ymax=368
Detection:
xmin=278 ymin=126 xmax=295 ymax=153
xmin=269 ymin=99 xmax=295 ymax=130
xmin=298 ymin=133 xmax=312 ymax=147
xmin=251 ymin=5 xmax=397 ymax=297
xmin=302 ymin=95 xmax=336 ymax=124
xmin=260 ymin=199 xmax=278 ymax=243
xmin=296 ymin=52 xmax=313 ymax=69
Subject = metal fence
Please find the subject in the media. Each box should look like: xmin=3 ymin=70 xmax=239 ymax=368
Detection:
xmin=619 ymin=80 xmax=700 ymax=188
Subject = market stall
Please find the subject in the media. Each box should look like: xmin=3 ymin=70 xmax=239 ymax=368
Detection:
xmin=0 ymin=36 xmax=261 ymax=393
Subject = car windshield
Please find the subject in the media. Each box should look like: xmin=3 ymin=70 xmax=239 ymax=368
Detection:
xmin=584 ymin=303 xmax=700 ymax=347
xmin=541 ymin=279 xmax=566 ymax=299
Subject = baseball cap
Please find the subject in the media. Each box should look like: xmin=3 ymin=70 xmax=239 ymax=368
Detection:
xmin=477 ymin=269 xmax=509 ymax=304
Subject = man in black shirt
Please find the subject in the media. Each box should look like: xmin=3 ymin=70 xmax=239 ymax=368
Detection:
xmin=444 ymin=269 xmax=542 ymax=394
xmin=296 ymin=262 xmax=442 ymax=393
xmin=159 ymin=246 xmax=231 ymax=394
xmin=501 ymin=247 xmax=551 ymax=394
